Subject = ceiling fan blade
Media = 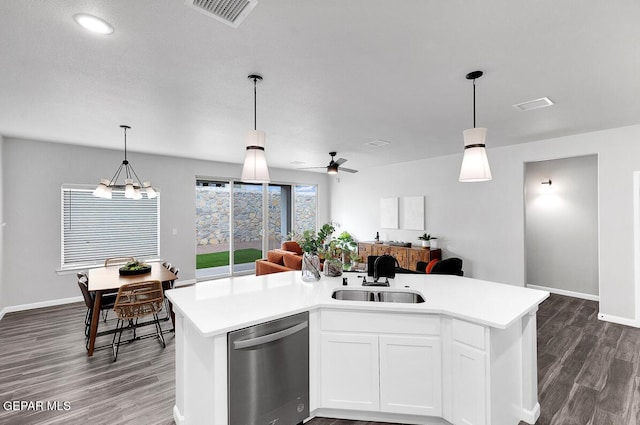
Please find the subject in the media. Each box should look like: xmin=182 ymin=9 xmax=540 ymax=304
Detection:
xmin=339 ymin=167 xmax=358 ymax=173
xmin=297 ymin=166 xmax=327 ymax=170
xmin=334 ymin=158 xmax=348 ymax=166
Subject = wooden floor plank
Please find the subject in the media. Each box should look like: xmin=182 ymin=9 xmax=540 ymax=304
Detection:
xmin=597 ymin=358 xmax=634 ymax=416
xmin=552 ymin=383 xmax=598 ymax=425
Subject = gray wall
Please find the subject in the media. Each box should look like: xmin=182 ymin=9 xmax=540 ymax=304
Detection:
xmin=1 ymin=137 xmax=329 ymax=308
xmin=524 ymin=155 xmax=599 ymax=296
xmin=330 ymin=125 xmax=640 ymax=323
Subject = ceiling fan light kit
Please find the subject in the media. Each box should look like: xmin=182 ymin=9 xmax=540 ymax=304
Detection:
xmin=459 ymin=70 xmax=492 ymax=182
xmin=93 ymin=125 xmax=157 ymax=200
xmin=327 ymin=151 xmax=357 ymax=174
xmin=241 ymin=74 xmax=270 ymax=183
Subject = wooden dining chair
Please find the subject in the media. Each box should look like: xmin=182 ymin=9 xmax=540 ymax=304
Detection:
xmin=112 ymin=280 xmax=165 ymax=361
xmin=104 ymin=256 xmax=135 ymax=267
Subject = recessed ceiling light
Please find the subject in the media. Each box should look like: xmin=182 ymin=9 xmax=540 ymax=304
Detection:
xmin=364 ymin=139 xmax=391 ymax=147
xmin=73 ymin=13 xmax=114 ymax=35
xmin=513 ymin=97 xmax=554 ymax=111
xmin=290 ymin=160 xmax=305 ymax=165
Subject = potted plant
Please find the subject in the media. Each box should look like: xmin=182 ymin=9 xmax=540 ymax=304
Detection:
xmin=429 ymin=236 xmax=438 ymax=249
xmin=320 ymin=239 xmax=343 ymax=277
xmin=418 ymin=233 xmax=431 ymax=248
xmin=295 ymin=223 xmax=335 ymax=281
xmin=335 ymin=231 xmax=357 ymax=266
xmin=350 ymin=254 xmax=365 ymax=271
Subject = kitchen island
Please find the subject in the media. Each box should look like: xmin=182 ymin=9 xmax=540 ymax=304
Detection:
xmin=165 ymin=271 xmax=548 ymax=425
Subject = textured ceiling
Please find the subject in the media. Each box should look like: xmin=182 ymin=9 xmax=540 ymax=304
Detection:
xmin=0 ymin=0 xmax=638 ymax=173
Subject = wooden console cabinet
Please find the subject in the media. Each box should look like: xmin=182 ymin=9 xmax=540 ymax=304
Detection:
xmin=358 ymin=242 xmax=441 ymax=272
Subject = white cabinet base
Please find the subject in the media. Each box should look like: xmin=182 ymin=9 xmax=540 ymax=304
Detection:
xmin=311 ymin=408 xmax=451 ymax=425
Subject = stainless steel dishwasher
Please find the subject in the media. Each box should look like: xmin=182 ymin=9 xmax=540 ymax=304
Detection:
xmin=228 ymin=311 xmax=309 ymax=425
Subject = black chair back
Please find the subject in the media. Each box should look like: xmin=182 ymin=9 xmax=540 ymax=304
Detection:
xmin=416 ymin=261 xmax=428 ymax=273
xmin=77 ymin=280 xmax=94 ymax=309
xmin=430 ymin=257 xmax=463 ymax=276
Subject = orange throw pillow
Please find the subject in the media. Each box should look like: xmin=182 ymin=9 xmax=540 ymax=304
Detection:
xmin=426 ymin=259 xmax=439 ymax=274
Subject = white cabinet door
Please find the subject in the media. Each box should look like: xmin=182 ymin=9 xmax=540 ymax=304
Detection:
xmin=320 ymin=332 xmax=380 ymax=411
xmin=452 ymin=342 xmax=487 ymax=425
xmin=379 ymin=335 xmax=442 ymax=416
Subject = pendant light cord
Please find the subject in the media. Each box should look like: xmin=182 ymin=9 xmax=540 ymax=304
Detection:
xmin=253 ymin=77 xmax=257 ymax=131
xmin=472 ymin=78 xmax=476 ymax=129
xmin=123 ymin=126 xmax=128 ymax=161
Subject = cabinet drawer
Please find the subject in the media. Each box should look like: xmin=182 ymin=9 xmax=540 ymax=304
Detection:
xmin=322 ymin=310 xmax=440 ymax=335
xmin=452 ymin=319 xmax=486 ymax=350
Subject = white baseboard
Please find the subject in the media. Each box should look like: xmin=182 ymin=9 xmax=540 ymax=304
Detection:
xmin=526 ymin=284 xmax=599 ymax=302
xmin=174 ymin=278 xmax=196 ymax=287
xmin=0 ymin=296 xmax=83 ymax=320
xmin=598 ymin=313 xmax=640 ymax=328
xmin=173 ymin=405 xmax=185 ymax=425
xmin=521 ymin=402 xmax=541 ymax=424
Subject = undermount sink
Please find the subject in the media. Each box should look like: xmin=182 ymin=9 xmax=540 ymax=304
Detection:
xmin=331 ymin=289 xmax=425 ymax=303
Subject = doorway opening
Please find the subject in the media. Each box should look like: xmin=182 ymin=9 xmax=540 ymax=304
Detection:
xmin=524 ymin=154 xmax=599 ymax=300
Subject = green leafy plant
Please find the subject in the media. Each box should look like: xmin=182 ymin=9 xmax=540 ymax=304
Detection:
xmin=336 ymin=231 xmax=357 ymax=252
xmin=295 ymin=222 xmax=336 ymax=254
xmin=320 ymin=239 xmax=342 ymax=260
xmin=418 ymin=233 xmax=431 ymax=241
xmin=120 ymin=260 xmax=150 ymax=271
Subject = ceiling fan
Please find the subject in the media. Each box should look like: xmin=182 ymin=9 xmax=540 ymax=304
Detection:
xmin=300 ymin=152 xmax=358 ymax=174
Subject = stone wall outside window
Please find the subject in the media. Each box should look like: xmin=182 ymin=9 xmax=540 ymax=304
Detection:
xmin=195 ymin=185 xmax=316 ymax=249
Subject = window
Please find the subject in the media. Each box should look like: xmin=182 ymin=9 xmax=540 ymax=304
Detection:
xmin=294 ymin=185 xmax=317 ymax=234
xmin=61 ymin=186 xmax=160 ymax=269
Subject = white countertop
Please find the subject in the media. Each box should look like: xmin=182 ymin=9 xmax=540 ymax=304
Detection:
xmin=166 ymin=271 xmax=549 ymax=337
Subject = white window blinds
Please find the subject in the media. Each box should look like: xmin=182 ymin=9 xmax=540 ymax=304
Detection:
xmin=61 ymin=186 xmax=160 ymax=268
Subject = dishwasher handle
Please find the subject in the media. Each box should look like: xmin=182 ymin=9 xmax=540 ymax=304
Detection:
xmin=233 ymin=321 xmax=308 ymax=350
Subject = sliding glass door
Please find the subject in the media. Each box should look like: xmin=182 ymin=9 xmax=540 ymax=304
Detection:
xmin=232 ymin=182 xmax=264 ymax=274
xmin=195 ymin=179 xmax=317 ymax=280
xmin=195 ymin=180 xmax=231 ymax=279
xmin=268 ymin=184 xmax=292 ymax=251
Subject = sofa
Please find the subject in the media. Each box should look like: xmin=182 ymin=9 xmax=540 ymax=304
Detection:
xmin=255 ymin=241 xmax=304 ymax=276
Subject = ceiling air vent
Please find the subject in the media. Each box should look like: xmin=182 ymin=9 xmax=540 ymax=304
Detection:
xmin=513 ymin=97 xmax=554 ymax=111
xmin=185 ymin=0 xmax=259 ymax=28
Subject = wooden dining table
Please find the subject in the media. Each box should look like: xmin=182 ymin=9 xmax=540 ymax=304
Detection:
xmin=87 ymin=262 xmax=178 ymax=357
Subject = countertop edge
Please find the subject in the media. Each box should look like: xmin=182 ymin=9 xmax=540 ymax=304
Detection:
xmin=168 ymin=290 xmax=551 ymax=337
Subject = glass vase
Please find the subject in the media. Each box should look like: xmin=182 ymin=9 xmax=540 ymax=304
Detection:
xmin=301 ymin=252 xmax=321 ymax=282
xmin=324 ymin=258 xmax=343 ymax=277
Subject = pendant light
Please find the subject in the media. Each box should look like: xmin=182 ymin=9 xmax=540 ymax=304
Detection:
xmin=459 ymin=70 xmax=492 ymax=182
xmin=241 ymin=74 xmax=270 ymax=183
xmin=93 ymin=125 xmax=157 ymax=199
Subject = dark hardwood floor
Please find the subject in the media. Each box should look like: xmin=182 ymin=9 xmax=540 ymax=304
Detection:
xmin=0 ymin=294 xmax=638 ymax=424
